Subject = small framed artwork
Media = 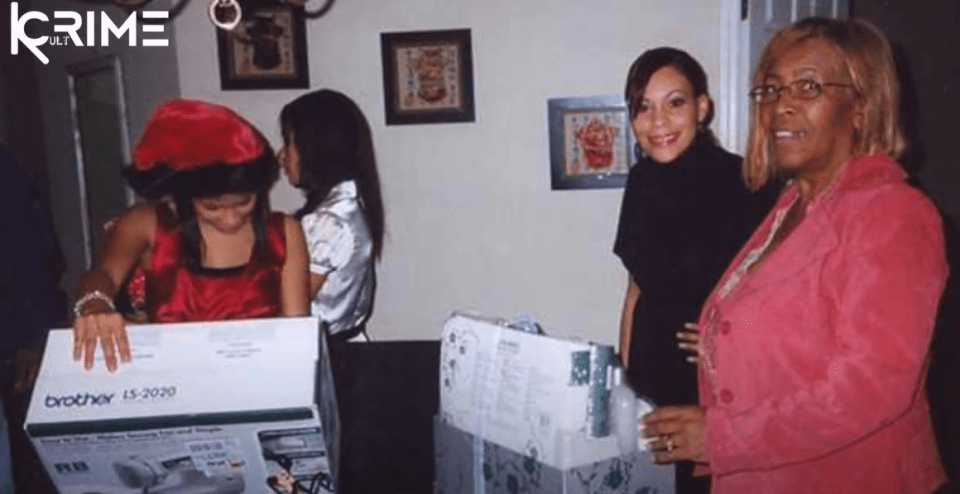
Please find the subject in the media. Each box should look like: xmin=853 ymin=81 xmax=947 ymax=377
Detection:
xmin=380 ymin=28 xmax=475 ymax=125
xmin=217 ymin=6 xmax=310 ymax=90
xmin=547 ymin=95 xmax=635 ymax=190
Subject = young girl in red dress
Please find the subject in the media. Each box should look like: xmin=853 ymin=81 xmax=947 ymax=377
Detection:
xmin=71 ymin=99 xmax=310 ymax=372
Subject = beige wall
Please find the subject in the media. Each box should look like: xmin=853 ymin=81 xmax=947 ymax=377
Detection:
xmin=172 ymin=0 xmax=724 ymax=344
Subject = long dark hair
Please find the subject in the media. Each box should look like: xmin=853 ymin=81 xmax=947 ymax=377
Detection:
xmin=280 ymin=89 xmax=385 ymax=260
xmin=124 ymin=152 xmax=280 ymax=272
xmin=624 ymin=47 xmax=716 ymax=146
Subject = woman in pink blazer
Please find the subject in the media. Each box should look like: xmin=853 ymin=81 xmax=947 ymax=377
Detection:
xmin=641 ymin=17 xmax=948 ymax=493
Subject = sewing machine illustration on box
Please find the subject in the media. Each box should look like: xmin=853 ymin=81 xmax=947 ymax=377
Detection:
xmin=112 ymin=455 xmax=245 ymax=494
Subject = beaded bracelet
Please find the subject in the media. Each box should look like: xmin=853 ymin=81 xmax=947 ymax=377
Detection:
xmin=73 ymin=290 xmax=116 ymax=318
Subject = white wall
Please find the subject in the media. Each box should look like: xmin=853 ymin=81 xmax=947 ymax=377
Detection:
xmin=173 ymin=0 xmax=723 ymax=344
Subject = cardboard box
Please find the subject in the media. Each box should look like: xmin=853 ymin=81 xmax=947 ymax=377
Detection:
xmin=440 ymin=312 xmax=623 ymax=469
xmin=434 ymin=418 xmax=675 ymax=494
xmin=437 ymin=312 xmax=674 ymax=493
xmin=24 ymin=317 xmax=339 ymax=494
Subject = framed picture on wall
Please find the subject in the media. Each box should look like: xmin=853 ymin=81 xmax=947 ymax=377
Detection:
xmin=216 ymin=6 xmax=310 ymax=90
xmin=547 ymin=95 xmax=635 ymax=190
xmin=380 ymin=28 xmax=475 ymax=125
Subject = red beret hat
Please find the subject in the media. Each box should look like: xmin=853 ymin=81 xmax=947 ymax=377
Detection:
xmin=132 ymin=99 xmax=267 ymax=171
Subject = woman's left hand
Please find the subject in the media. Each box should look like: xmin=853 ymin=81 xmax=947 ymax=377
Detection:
xmin=641 ymin=405 xmax=708 ymax=464
xmin=677 ymin=322 xmax=701 ymax=364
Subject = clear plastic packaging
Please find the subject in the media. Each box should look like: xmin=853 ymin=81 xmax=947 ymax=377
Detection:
xmin=609 ymin=366 xmax=657 ymax=454
xmin=609 ymin=366 xmax=639 ymax=454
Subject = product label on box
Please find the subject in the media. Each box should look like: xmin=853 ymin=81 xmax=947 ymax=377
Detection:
xmin=439 ymin=313 xmax=616 ymax=468
xmin=28 ymin=364 xmax=316 ymax=422
xmin=26 ymin=319 xmax=319 ymax=424
xmin=29 ymin=412 xmax=334 ymax=494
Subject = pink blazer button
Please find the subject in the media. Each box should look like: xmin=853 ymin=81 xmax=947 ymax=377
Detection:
xmin=719 ymin=321 xmax=732 ymax=336
xmin=719 ymin=389 xmax=734 ymax=404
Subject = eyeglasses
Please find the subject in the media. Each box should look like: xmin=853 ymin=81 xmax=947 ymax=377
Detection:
xmin=749 ymin=79 xmax=856 ymax=104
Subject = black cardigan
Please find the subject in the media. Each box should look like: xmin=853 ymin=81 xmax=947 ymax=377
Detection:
xmin=613 ymin=140 xmax=778 ymax=405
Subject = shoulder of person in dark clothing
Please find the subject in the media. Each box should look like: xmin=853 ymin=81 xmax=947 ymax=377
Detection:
xmin=0 ymin=147 xmax=68 ymax=358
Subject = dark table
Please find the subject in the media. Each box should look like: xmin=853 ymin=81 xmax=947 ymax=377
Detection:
xmin=327 ymin=340 xmax=440 ymax=494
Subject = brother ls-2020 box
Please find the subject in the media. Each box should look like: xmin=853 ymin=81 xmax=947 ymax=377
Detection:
xmin=24 ymin=317 xmax=338 ymax=494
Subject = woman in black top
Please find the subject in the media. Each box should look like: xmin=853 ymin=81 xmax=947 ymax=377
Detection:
xmin=613 ymin=47 xmax=777 ymax=493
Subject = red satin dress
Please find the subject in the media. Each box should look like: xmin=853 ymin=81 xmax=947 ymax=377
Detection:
xmin=145 ymin=205 xmax=286 ymax=323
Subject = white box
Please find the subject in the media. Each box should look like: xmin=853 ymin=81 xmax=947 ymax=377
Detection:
xmin=24 ymin=317 xmax=339 ymax=494
xmin=439 ymin=312 xmax=623 ymax=469
xmin=435 ymin=417 xmax=675 ymax=494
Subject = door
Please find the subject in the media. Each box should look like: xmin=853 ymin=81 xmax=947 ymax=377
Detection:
xmin=67 ymin=55 xmax=134 ymax=267
xmin=718 ymin=0 xmax=850 ymax=154
xmin=32 ymin=0 xmax=183 ymax=298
